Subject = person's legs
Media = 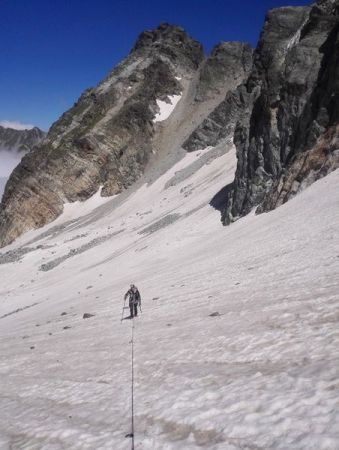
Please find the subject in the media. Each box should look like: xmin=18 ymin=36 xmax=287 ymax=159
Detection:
xmin=134 ymin=304 xmax=138 ymax=317
xmin=129 ymin=304 xmax=134 ymax=318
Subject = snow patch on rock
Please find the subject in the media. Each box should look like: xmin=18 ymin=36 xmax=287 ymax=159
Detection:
xmin=286 ymin=18 xmax=308 ymax=51
xmin=154 ymin=95 xmax=182 ymax=122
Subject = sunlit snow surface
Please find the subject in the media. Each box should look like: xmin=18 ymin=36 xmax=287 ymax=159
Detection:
xmin=154 ymin=95 xmax=182 ymax=122
xmin=0 ymin=145 xmax=339 ymax=450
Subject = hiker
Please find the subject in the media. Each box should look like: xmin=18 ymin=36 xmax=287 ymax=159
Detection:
xmin=124 ymin=284 xmax=141 ymax=318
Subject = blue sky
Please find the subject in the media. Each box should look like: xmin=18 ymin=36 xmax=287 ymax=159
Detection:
xmin=1 ymin=0 xmax=311 ymax=131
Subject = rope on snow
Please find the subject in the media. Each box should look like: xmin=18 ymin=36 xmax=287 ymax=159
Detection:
xmin=131 ymin=317 xmax=135 ymax=450
xmin=124 ymin=315 xmax=135 ymax=450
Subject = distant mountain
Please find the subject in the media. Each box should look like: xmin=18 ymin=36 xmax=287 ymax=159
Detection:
xmin=0 ymin=126 xmax=46 ymax=200
xmin=0 ymin=126 xmax=45 ymax=153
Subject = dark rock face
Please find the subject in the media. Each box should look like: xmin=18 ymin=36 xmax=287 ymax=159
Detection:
xmin=132 ymin=22 xmax=203 ymax=71
xmin=222 ymin=1 xmax=339 ymax=224
xmin=257 ymin=126 xmax=339 ymax=212
xmin=0 ymin=126 xmax=45 ymax=153
xmin=183 ymin=85 xmax=250 ymax=152
xmin=184 ymin=43 xmax=253 ymax=151
xmin=194 ymin=42 xmax=253 ymax=103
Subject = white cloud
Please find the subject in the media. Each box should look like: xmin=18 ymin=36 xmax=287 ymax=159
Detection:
xmin=0 ymin=149 xmax=25 ymax=177
xmin=0 ymin=177 xmax=7 ymax=200
xmin=0 ymin=149 xmax=25 ymax=199
xmin=0 ymin=120 xmax=35 ymax=130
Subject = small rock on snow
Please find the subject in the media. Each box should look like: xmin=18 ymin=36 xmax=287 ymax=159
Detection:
xmin=83 ymin=313 xmax=95 ymax=319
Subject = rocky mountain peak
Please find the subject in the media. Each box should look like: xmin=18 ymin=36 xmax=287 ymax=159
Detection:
xmin=132 ymin=22 xmax=204 ymax=70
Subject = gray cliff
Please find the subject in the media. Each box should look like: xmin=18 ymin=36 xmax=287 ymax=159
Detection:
xmin=221 ymin=0 xmax=339 ymax=223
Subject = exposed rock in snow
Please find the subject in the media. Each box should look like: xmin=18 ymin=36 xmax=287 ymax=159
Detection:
xmin=83 ymin=313 xmax=95 ymax=319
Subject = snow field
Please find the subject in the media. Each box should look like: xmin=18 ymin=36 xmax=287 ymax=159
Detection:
xmin=0 ymin=145 xmax=338 ymax=449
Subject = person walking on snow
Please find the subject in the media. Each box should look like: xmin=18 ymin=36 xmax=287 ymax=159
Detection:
xmin=124 ymin=284 xmax=141 ymax=318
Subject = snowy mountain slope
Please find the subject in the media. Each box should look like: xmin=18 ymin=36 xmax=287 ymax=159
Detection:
xmin=0 ymin=143 xmax=339 ymax=449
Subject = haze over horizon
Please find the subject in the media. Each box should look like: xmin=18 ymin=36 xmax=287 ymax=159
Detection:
xmin=2 ymin=0 xmax=311 ymax=131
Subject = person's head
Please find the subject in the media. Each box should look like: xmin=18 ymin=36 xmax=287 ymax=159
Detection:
xmin=130 ymin=283 xmax=136 ymax=291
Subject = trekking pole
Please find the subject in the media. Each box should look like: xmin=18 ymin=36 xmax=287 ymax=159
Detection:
xmin=121 ymin=297 xmax=127 ymax=322
xmin=139 ymin=304 xmax=142 ymax=314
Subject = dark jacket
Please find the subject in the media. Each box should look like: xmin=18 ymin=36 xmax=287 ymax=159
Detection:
xmin=125 ymin=288 xmax=141 ymax=306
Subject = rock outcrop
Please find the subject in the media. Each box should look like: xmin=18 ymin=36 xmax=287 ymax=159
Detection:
xmin=258 ymin=125 xmax=339 ymax=212
xmin=0 ymin=23 xmax=251 ymax=247
xmin=222 ymin=0 xmax=339 ymax=223
xmin=183 ymin=43 xmax=253 ymax=151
